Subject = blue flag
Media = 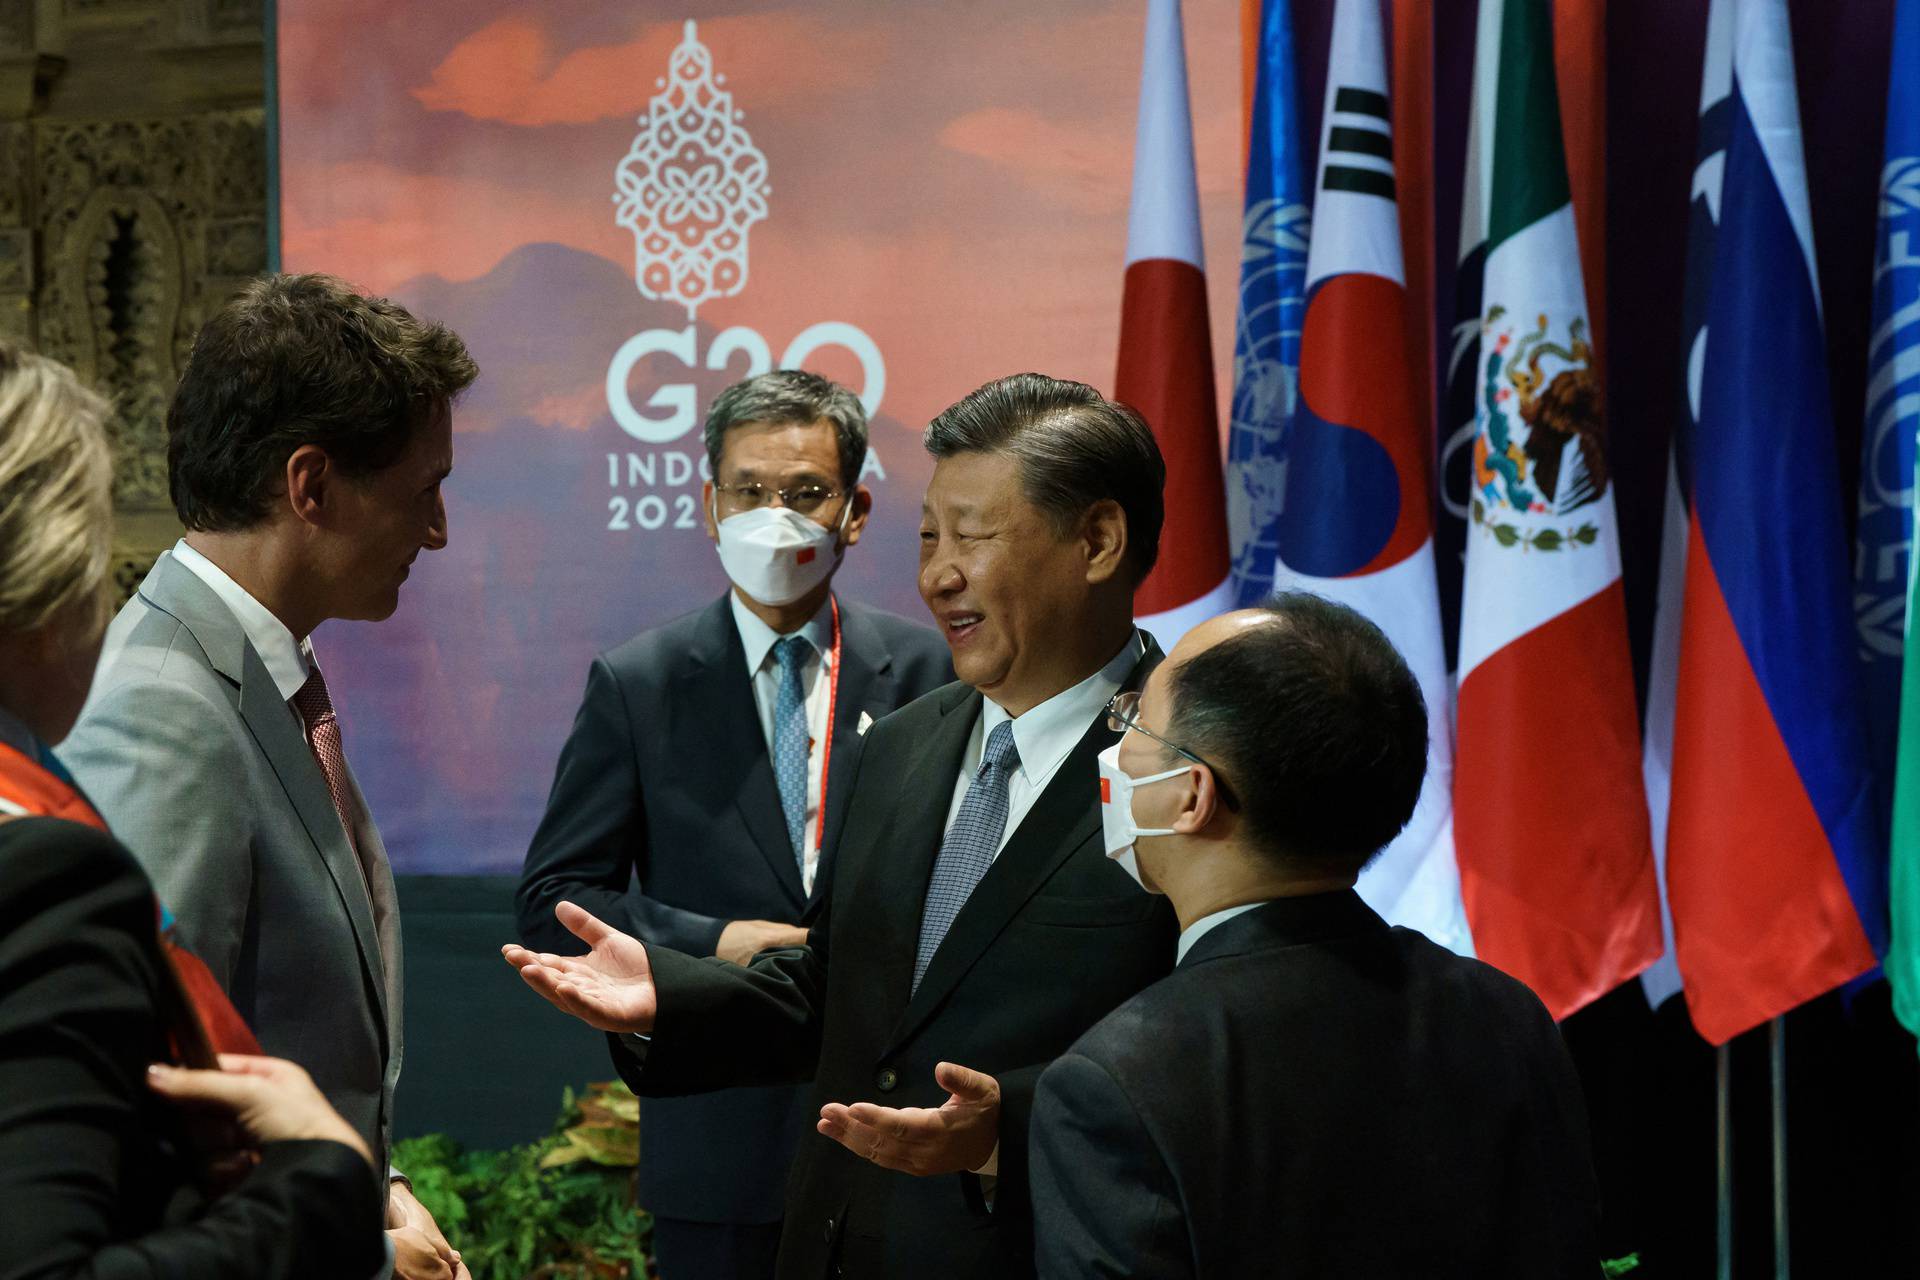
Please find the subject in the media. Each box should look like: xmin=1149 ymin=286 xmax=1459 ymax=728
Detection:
xmin=1870 ymin=0 xmax=1920 ymax=1036
xmin=1858 ymin=0 xmax=1920 ymax=823
xmin=1225 ymin=0 xmax=1310 ymax=606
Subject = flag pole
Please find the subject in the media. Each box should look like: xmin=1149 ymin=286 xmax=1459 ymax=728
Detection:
xmin=1717 ymin=1041 xmax=1732 ymax=1280
xmin=1770 ymin=1016 xmax=1789 ymax=1279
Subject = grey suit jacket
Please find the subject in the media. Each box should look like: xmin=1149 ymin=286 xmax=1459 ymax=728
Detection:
xmin=60 ymin=552 xmax=404 ymax=1174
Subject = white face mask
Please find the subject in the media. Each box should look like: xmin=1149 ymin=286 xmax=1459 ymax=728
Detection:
xmin=1097 ymin=740 xmax=1188 ymax=891
xmin=712 ymin=499 xmax=849 ymax=607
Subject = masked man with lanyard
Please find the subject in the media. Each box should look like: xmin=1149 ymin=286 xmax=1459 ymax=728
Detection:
xmin=516 ymin=369 xmax=951 ymax=1280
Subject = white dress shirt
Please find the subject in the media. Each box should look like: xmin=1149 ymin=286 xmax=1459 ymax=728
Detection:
xmin=1176 ymin=901 xmax=1269 ymax=965
xmin=943 ymin=631 xmax=1146 ymax=859
xmin=170 ymin=540 xmax=314 ymax=700
xmin=730 ymin=590 xmax=836 ymax=895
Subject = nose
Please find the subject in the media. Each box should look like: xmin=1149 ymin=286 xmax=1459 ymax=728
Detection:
xmin=918 ymin=543 xmax=963 ymax=602
xmin=424 ymin=491 xmax=449 ymax=551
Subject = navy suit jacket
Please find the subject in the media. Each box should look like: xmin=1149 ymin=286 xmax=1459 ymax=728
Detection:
xmin=515 ymin=592 xmax=951 ymax=1222
xmin=1029 ymin=891 xmax=1601 ymax=1279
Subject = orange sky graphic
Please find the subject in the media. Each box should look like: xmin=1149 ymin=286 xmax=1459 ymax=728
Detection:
xmin=280 ymin=0 xmax=1244 ymax=435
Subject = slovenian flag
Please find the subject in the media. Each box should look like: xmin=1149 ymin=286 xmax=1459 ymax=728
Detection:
xmin=1637 ymin=0 xmax=1741 ymax=1012
xmin=1452 ymin=0 xmax=1662 ymax=1018
xmin=1880 ymin=0 xmax=1920 ymax=1044
xmin=1119 ymin=0 xmax=1235 ymax=649
xmin=1264 ymin=0 xmax=1469 ymax=957
xmin=1225 ymin=0 xmax=1310 ymax=608
xmin=1665 ymin=0 xmax=1885 ymax=1045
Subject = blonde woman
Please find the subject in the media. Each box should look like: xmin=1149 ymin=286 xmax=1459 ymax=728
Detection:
xmin=0 ymin=341 xmax=385 ymax=1280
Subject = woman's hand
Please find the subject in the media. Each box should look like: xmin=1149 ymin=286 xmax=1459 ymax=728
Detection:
xmin=147 ymin=1053 xmax=373 ymax=1169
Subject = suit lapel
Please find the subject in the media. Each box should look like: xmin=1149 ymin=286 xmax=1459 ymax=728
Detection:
xmin=139 ymin=555 xmax=393 ymax=1048
xmin=234 ymin=639 xmax=392 ymax=1050
xmin=858 ymin=682 xmax=980 ymax=1001
xmin=685 ymin=597 xmax=808 ymax=910
xmin=140 ymin=556 xmax=393 ymax=1051
xmin=340 ymin=765 xmax=404 ymax=1057
xmin=814 ymin=602 xmax=895 ymax=908
xmin=888 ymin=642 xmax=1161 ymax=1050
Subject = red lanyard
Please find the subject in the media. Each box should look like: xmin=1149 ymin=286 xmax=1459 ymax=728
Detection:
xmin=813 ymin=595 xmax=843 ymax=858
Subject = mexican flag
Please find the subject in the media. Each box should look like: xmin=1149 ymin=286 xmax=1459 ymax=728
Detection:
xmin=1452 ymin=0 xmax=1662 ymax=1018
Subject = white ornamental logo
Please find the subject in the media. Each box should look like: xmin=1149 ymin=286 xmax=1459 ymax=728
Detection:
xmin=613 ymin=21 xmax=770 ymax=320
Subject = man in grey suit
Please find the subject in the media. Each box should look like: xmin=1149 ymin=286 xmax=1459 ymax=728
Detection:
xmin=61 ymin=273 xmax=478 ymax=1280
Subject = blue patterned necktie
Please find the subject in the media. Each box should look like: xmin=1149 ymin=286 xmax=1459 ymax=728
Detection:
xmin=772 ymin=635 xmax=812 ymax=867
xmin=914 ymin=720 xmax=1020 ymax=993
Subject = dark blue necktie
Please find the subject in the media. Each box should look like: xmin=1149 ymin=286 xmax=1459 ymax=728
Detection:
xmin=772 ymin=635 xmax=811 ymax=867
xmin=914 ymin=720 xmax=1019 ymax=993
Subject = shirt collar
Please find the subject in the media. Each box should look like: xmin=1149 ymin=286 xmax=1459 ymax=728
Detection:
xmin=983 ymin=630 xmax=1144 ymax=783
xmin=729 ymin=590 xmax=835 ymax=677
xmin=1176 ymin=900 xmax=1271 ymax=965
xmin=170 ymin=540 xmax=314 ymax=702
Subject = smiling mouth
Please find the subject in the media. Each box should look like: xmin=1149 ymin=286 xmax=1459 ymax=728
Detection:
xmin=945 ymin=613 xmax=983 ymax=644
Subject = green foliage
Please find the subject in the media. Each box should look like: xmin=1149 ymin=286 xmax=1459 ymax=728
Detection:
xmin=394 ymin=1082 xmax=651 ymax=1280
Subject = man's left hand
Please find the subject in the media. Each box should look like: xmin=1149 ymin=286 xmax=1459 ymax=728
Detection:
xmin=817 ymin=1061 xmax=1000 ymax=1176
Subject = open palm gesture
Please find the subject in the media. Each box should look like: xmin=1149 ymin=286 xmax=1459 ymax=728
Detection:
xmin=501 ymin=901 xmax=657 ymax=1034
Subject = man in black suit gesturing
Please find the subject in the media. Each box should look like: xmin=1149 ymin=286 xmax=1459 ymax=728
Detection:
xmin=506 ymin=373 xmax=1178 ymax=1279
xmin=1029 ymin=595 xmax=1600 ymax=1278
xmin=515 ymin=370 xmax=951 ymax=1280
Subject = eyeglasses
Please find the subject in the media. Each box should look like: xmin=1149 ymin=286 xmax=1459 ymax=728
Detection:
xmin=1104 ymin=691 xmax=1239 ymax=810
xmin=713 ymin=481 xmax=846 ymax=517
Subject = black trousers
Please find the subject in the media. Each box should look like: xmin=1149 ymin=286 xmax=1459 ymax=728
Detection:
xmin=650 ymin=1216 xmax=783 ymax=1280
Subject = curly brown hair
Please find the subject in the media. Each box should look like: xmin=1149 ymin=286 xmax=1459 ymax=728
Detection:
xmin=167 ymin=273 xmax=478 ymax=531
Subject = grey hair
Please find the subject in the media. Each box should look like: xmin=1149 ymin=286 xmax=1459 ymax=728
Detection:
xmin=923 ymin=372 xmax=1165 ymax=584
xmin=703 ymin=369 xmax=869 ymax=490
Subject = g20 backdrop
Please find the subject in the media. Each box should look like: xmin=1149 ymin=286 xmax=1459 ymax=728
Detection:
xmin=275 ymin=1 xmax=1243 ymax=873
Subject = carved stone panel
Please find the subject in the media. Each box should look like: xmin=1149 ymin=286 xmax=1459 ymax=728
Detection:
xmin=34 ymin=109 xmax=266 ymax=507
xmin=7 ymin=2 xmax=265 ymax=598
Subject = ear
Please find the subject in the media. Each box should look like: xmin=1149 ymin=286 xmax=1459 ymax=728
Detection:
xmin=702 ymin=480 xmax=719 ymax=542
xmin=842 ymin=485 xmax=874 ymax=548
xmin=1081 ymin=498 xmax=1129 ymax=586
xmin=284 ymin=445 xmax=332 ymax=528
xmin=1170 ymin=763 xmax=1222 ymax=836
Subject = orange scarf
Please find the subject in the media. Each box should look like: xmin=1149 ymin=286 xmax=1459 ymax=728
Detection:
xmin=0 ymin=740 xmax=262 ymax=1060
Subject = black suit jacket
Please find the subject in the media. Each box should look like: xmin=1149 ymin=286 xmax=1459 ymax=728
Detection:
xmin=516 ymin=592 xmax=951 ymax=1222
xmin=1029 ymin=891 xmax=1601 ymax=1279
xmin=619 ymin=641 xmax=1179 ymax=1280
xmin=0 ymin=817 xmax=383 ymax=1280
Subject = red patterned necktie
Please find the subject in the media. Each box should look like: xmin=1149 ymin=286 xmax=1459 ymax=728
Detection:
xmin=291 ymin=666 xmax=358 ymax=856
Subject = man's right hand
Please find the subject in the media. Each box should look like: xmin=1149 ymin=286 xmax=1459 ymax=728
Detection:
xmin=502 ymin=901 xmax=658 ymax=1034
xmin=716 ymin=918 xmax=809 ymax=966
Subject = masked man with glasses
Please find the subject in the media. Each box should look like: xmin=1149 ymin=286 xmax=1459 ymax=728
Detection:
xmin=507 ymin=373 xmax=1180 ymax=1280
xmin=516 ymin=369 xmax=951 ymax=1280
xmin=1030 ymin=595 xmax=1600 ymax=1279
